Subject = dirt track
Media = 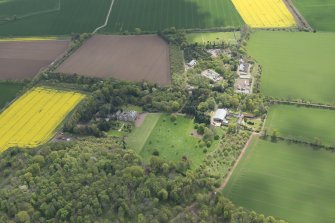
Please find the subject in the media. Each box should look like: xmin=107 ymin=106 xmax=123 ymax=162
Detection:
xmin=0 ymin=40 xmax=69 ymax=80
xmin=57 ymin=35 xmax=171 ymax=86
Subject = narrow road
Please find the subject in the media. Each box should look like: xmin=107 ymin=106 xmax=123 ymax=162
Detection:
xmin=215 ymin=132 xmax=258 ymax=191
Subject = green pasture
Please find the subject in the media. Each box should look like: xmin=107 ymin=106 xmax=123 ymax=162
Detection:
xmin=126 ymin=113 xmax=161 ymax=153
xmin=247 ymin=31 xmax=335 ymax=104
xmin=139 ymin=114 xmax=205 ymax=169
xmin=0 ymin=0 xmax=111 ymax=36
xmin=0 ymin=82 xmax=23 ymax=109
xmin=292 ymin=0 xmax=335 ymax=32
xmin=105 ymin=0 xmax=243 ymax=32
xmin=266 ymin=104 xmax=335 ymax=146
xmin=186 ymin=31 xmax=240 ymax=45
xmin=224 ymin=138 xmax=335 ymax=223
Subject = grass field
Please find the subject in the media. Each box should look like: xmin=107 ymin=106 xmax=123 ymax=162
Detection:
xmin=126 ymin=113 xmax=161 ymax=153
xmin=266 ymin=104 xmax=335 ymax=146
xmin=292 ymin=0 xmax=335 ymax=32
xmin=0 ymin=0 xmax=111 ymax=36
xmin=0 ymin=82 xmax=23 ymax=109
xmin=232 ymin=0 xmax=296 ymax=28
xmin=247 ymin=31 xmax=335 ymax=104
xmin=224 ymin=138 xmax=335 ymax=223
xmin=139 ymin=114 xmax=205 ymax=168
xmin=0 ymin=87 xmax=84 ymax=152
xmin=186 ymin=31 xmax=240 ymax=45
xmin=105 ymin=0 xmax=243 ymax=32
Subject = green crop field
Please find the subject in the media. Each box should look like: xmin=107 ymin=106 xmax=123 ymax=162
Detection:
xmin=247 ymin=31 xmax=335 ymax=104
xmin=0 ymin=0 xmax=58 ymax=20
xmin=224 ymin=138 xmax=335 ymax=223
xmin=0 ymin=0 xmax=110 ymax=36
xmin=0 ymin=82 xmax=23 ymax=109
xmin=139 ymin=114 xmax=206 ymax=168
xmin=104 ymin=0 xmax=243 ymax=32
xmin=292 ymin=0 xmax=335 ymax=32
xmin=126 ymin=113 xmax=161 ymax=153
xmin=186 ymin=31 xmax=240 ymax=45
xmin=266 ymin=104 xmax=335 ymax=146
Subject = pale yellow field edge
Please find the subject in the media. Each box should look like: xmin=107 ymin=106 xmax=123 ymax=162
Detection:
xmin=0 ymin=37 xmax=63 ymax=42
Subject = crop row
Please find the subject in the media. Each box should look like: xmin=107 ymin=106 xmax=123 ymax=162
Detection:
xmin=0 ymin=87 xmax=84 ymax=152
xmin=232 ymin=0 xmax=296 ymax=28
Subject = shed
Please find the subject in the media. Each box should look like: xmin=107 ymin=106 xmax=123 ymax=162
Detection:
xmin=213 ymin=109 xmax=228 ymax=122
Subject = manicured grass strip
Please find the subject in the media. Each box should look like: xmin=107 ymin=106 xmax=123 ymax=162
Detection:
xmin=140 ymin=114 xmax=204 ymax=169
xmin=292 ymin=0 xmax=335 ymax=32
xmin=224 ymin=138 xmax=335 ymax=223
xmin=186 ymin=32 xmax=240 ymax=45
xmin=0 ymin=82 xmax=23 ymax=110
xmin=247 ymin=31 xmax=335 ymax=104
xmin=126 ymin=113 xmax=161 ymax=153
xmin=266 ymin=104 xmax=335 ymax=146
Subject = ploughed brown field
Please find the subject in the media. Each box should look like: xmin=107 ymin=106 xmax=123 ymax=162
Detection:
xmin=0 ymin=40 xmax=69 ymax=80
xmin=57 ymin=35 xmax=171 ymax=85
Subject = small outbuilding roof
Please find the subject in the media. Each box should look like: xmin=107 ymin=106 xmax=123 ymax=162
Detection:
xmin=213 ymin=109 xmax=228 ymax=121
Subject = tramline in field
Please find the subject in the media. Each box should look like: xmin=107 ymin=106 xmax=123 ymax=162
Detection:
xmin=232 ymin=0 xmax=296 ymax=28
xmin=0 ymin=87 xmax=85 ymax=152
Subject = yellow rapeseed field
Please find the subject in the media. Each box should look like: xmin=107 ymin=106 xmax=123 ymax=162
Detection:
xmin=0 ymin=87 xmax=85 ymax=152
xmin=232 ymin=0 xmax=296 ymax=28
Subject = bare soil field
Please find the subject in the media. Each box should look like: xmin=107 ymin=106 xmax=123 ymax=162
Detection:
xmin=0 ymin=40 xmax=69 ymax=80
xmin=57 ymin=35 xmax=171 ymax=86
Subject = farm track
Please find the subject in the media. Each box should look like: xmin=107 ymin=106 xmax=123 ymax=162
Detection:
xmin=282 ymin=0 xmax=313 ymax=30
xmin=93 ymin=0 xmax=115 ymax=33
xmin=170 ymin=132 xmax=257 ymax=222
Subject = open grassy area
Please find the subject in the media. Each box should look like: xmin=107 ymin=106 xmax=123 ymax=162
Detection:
xmin=292 ymin=0 xmax=335 ymax=32
xmin=224 ymin=138 xmax=335 ymax=223
xmin=186 ymin=31 xmax=240 ymax=45
xmin=126 ymin=113 xmax=161 ymax=153
xmin=104 ymin=0 xmax=243 ymax=32
xmin=0 ymin=0 xmax=110 ymax=36
xmin=0 ymin=82 xmax=23 ymax=110
xmin=140 ymin=114 xmax=206 ymax=169
xmin=266 ymin=104 xmax=335 ymax=146
xmin=247 ymin=31 xmax=335 ymax=104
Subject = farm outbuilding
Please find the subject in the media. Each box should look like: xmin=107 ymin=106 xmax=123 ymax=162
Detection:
xmin=213 ymin=109 xmax=228 ymax=122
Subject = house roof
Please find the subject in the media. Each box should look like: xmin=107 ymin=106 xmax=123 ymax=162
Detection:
xmin=213 ymin=109 xmax=228 ymax=121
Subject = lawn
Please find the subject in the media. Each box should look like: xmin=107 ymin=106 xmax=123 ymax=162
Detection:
xmin=0 ymin=0 xmax=111 ymax=36
xmin=104 ymin=0 xmax=243 ymax=32
xmin=265 ymin=104 xmax=335 ymax=146
xmin=186 ymin=31 xmax=240 ymax=45
xmin=0 ymin=82 xmax=23 ymax=110
xmin=292 ymin=0 xmax=335 ymax=32
xmin=247 ymin=31 xmax=335 ymax=104
xmin=126 ymin=113 xmax=161 ymax=153
xmin=224 ymin=138 xmax=335 ymax=223
xmin=140 ymin=114 xmax=206 ymax=169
